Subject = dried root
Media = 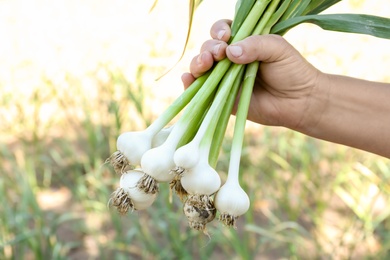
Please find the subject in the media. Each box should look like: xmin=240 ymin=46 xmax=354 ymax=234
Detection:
xmin=219 ymin=214 xmax=238 ymax=229
xmin=183 ymin=194 xmax=216 ymax=233
xmin=106 ymin=151 xmax=133 ymax=174
xmin=170 ymin=166 xmax=186 ymax=176
xmin=136 ymin=173 xmax=159 ymax=194
xmin=169 ymin=175 xmax=188 ymax=201
xmin=108 ymin=187 xmax=134 ymax=215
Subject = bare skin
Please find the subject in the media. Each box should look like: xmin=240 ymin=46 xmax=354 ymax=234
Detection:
xmin=182 ymin=20 xmax=390 ymax=158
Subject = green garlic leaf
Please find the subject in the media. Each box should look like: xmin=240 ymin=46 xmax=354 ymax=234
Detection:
xmin=271 ymin=13 xmax=390 ymax=40
xmin=303 ymin=0 xmax=342 ymax=15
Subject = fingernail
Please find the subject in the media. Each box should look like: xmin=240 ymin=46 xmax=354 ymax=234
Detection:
xmin=217 ymin=29 xmax=226 ymax=40
xmin=212 ymin=44 xmax=221 ymax=55
xmin=229 ymin=45 xmax=242 ymax=57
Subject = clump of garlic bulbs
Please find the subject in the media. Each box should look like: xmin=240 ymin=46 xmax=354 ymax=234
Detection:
xmin=106 ymin=0 xmax=277 ymax=230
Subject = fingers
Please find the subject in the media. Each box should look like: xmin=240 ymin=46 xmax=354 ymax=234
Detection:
xmin=181 ymin=19 xmax=233 ymax=87
xmin=226 ymin=34 xmax=294 ymax=64
xmin=181 ymin=51 xmax=214 ymax=88
xmin=181 ymin=72 xmax=196 ymax=89
xmin=188 ymin=38 xmax=229 ymax=78
xmin=188 ymin=51 xmax=214 ymax=78
xmin=200 ymin=39 xmax=228 ymax=61
xmin=210 ymin=19 xmax=232 ymax=42
xmin=187 ymin=19 xmax=232 ymax=78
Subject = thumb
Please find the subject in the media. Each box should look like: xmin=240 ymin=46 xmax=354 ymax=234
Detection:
xmin=226 ymin=34 xmax=293 ymax=64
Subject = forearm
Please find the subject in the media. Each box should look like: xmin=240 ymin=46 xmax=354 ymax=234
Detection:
xmin=299 ymin=73 xmax=390 ymax=158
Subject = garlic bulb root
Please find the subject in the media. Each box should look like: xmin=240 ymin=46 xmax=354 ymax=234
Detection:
xmin=169 ymin=175 xmax=188 ymax=201
xmin=106 ymin=150 xmax=134 ymax=174
xmin=109 ymin=187 xmax=134 ymax=215
xmin=170 ymin=166 xmax=186 ymax=176
xmin=183 ymin=194 xmax=216 ymax=232
xmin=137 ymin=173 xmax=159 ymax=194
xmin=219 ymin=213 xmax=238 ymax=228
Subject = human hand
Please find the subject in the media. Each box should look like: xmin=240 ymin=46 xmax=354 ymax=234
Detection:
xmin=182 ymin=19 xmax=326 ymax=130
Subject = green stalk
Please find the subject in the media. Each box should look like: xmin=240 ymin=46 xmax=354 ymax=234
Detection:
xmin=209 ymin=66 xmax=245 ymax=168
xmin=279 ymin=0 xmax=312 ymax=22
xmin=263 ymin=0 xmax=292 ymax=34
xmin=147 ymin=71 xmax=210 ymax=134
xmin=252 ymin=0 xmax=281 ymax=35
xmin=227 ymin=61 xmax=259 ymax=182
xmin=231 ymin=0 xmax=256 ymax=38
xmin=303 ymin=0 xmax=341 ymax=15
xmin=160 ymin=59 xmax=233 ymax=148
xmin=226 ymin=0 xmax=280 ymax=181
xmin=231 ymin=0 xmax=271 ymax=43
xmin=177 ymin=87 xmax=217 ymax=148
xmin=197 ymin=64 xmax=244 ymax=150
xmin=207 ymin=0 xmax=280 ymax=167
xmin=185 ymin=0 xmax=271 ymax=145
xmin=176 ymin=64 xmax=245 ymax=163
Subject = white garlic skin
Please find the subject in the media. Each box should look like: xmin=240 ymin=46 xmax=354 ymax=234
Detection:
xmin=173 ymin=142 xmax=200 ymax=171
xmin=151 ymin=126 xmax=173 ymax=148
xmin=180 ymin=161 xmax=221 ymax=196
xmin=120 ymin=170 xmax=157 ymax=210
xmin=140 ymin=144 xmax=175 ymax=182
xmin=214 ymin=181 xmax=250 ymax=217
xmin=117 ymin=131 xmax=152 ymax=166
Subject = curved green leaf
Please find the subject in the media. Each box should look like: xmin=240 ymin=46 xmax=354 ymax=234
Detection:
xmin=271 ymin=13 xmax=390 ymax=39
xmin=231 ymin=0 xmax=256 ymax=38
xmin=279 ymin=0 xmax=311 ymax=22
xmin=263 ymin=0 xmax=291 ymax=34
xmin=303 ymin=0 xmax=341 ymax=15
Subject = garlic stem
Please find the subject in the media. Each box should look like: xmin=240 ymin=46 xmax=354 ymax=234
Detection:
xmin=230 ymin=0 xmax=272 ymax=43
xmin=110 ymin=70 xmax=210 ymax=171
xmin=146 ymin=72 xmax=210 ymax=135
xmin=252 ymin=0 xmax=281 ymax=36
xmin=262 ymin=0 xmax=291 ymax=34
xmin=226 ymin=61 xmax=259 ymax=183
xmin=209 ymin=67 xmax=245 ymax=168
xmin=226 ymin=0 xmax=280 ymax=182
xmin=199 ymin=64 xmax=243 ymax=147
xmin=177 ymin=88 xmax=215 ymax=148
xmin=174 ymin=64 xmax=243 ymax=171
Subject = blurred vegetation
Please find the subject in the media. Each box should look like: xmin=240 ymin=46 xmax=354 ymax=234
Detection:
xmin=1 ymin=59 xmax=390 ymax=259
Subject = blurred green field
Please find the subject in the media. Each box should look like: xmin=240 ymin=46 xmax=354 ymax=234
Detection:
xmin=1 ymin=0 xmax=390 ymax=259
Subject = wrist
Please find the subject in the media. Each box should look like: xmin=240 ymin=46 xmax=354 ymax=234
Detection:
xmin=293 ymin=70 xmax=331 ymax=136
xmin=296 ymin=73 xmax=390 ymax=157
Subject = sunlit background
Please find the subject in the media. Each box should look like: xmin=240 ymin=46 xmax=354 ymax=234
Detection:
xmin=1 ymin=0 xmax=390 ymax=259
